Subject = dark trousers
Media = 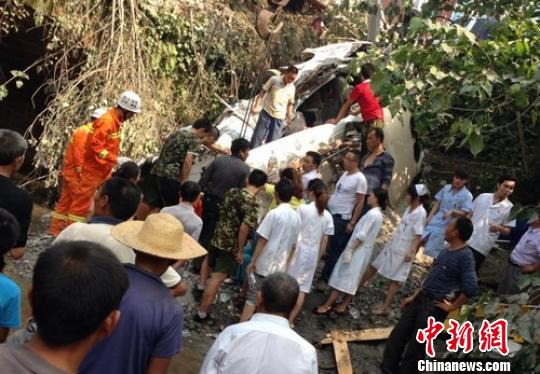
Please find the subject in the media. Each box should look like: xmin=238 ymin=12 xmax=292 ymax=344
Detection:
xmin=250 ymin=110 xmax=284 ymax=148
xmin=193 ymin=194 xmax=222 ymax=269
xmin=381 ymin=293 xmax=448 ymax=374
xmin=471 ymin=247 xmax=486 ymax=275
xmin=199 ymin=195 xmax=222 ymax=249
xmin=321 ymin=215 xmax=351 ymax=281
xmin=156 ymin=176 xmax=181 ymax=208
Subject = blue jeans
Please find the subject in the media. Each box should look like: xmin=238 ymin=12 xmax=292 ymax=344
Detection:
xmin=321 ymin=214 xmax=351 ymax=281
xmin=250 ymin=110 xmax=285 ymax=148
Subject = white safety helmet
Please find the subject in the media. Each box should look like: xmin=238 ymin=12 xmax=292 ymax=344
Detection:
xmin=90 ymin=107 xmax=108 ymax=120
xmin=117 ymin=90 xmax=142 ymax=113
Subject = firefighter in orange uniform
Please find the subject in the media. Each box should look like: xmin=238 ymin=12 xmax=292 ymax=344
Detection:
xmin=62 ymin=91 xmax=142 ymax=228
xmin=48 ymin=108 xmax=108 ymax=236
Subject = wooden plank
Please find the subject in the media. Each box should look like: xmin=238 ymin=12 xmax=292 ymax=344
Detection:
xmin=332 ymin=331 xmax=353 ymax=374
xmin=321 ymin=327 xmax=394 ymax=345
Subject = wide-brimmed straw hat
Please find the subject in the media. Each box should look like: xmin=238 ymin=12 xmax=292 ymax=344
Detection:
xmin=111 ymin=213 xmax=206 ymax=260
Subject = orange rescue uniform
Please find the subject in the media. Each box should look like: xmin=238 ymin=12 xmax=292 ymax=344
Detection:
xmin=63 ymin=108 xmax=123 ymax=228
xmin=48 ymin=123 xmax=94 ymax=236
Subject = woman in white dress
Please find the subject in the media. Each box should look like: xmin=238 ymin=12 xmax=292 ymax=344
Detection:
xmin=314 ymin=188 xmax=387 ymax=315
xmin=357 ymin=184 xmax=429 ymax=316
xmin=287 ymin=179 xmax=334 ymax=325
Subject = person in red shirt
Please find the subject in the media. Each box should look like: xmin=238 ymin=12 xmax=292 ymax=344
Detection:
xmin=66 ymin=91 xmax=142 ymax=225
xmin=328 ymin=63 xmax=384 ymax=128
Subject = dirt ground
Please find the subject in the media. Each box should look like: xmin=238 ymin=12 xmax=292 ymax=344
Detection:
xmin=4 ymin=204 xmax=511 ymax=373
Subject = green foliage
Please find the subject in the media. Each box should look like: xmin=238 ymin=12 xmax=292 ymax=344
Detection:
xmin=353 ymin=13 xmax=540 ymax=163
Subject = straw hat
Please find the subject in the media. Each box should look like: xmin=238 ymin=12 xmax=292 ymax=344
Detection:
xmin=111 ymin=213 xmax=207 ymax=260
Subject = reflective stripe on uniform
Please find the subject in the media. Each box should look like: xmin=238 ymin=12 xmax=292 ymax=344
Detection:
xmin=107 ymin=132 xmax=121 ymax=139
xmin=52 ymin=212 xmax=69 ymax=220
xmin=67 ymin=213 xmax=86 ymax=223
xmin=98 ymin=149 xmax=109 ymax=159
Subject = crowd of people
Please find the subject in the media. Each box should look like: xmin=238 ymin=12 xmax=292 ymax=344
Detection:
xmin=0 ymin=65 xmax=538 ymax=374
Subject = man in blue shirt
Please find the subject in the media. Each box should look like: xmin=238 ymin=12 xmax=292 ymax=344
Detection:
xmin=0 ymin=208 xmax=21 ymax=343
xmin=80 ymin=213 xmax=206 ymax=374
xmin=381 ymin=217 xmax=477 ymax=374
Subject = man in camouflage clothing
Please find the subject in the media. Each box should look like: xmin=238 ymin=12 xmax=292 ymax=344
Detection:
xmin=150 ymin=117 xmax=216 ymax=208
xmin=195 ymin=169 xmax=268 ymax=323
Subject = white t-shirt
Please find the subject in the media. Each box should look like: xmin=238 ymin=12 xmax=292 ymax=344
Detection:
xmin=54 ymin=221 xmax=181 ymax=287
xmin=467 ymin=193 xmax=515 ymax=256
xmin=255 ymin=203 xmax=301 ymax=276
xmin=296 ymin=203 xmax=334 ymax=250
xmin=328 ymin=171 xmax=368 ymax=220
xmin=262 ymin=76 xmax=296 ymax=120
xmin=301 ymin=169 xmax=320 ymax=200
xmin=200 ymin=313 xmax=317 ymax=374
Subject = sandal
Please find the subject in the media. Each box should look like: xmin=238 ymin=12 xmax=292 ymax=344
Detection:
xmin=312 ymin=305 xmax=333 ymax=315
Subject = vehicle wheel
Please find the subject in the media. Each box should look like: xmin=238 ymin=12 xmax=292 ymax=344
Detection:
xmin=256 ymin=7 xmax=284 ymax=40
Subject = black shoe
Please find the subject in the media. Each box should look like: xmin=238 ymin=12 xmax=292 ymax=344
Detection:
xmin=193 ymin=313 xmax=214 ymax=324
xmin=192 ymin=287 xmax=204 ymax=302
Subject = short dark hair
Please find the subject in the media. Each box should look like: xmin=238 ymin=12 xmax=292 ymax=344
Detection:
xmin=192 ymin=117 xmax=213 ymax=133
xmin=248 ymin=169 xmax=268 ymax=188
xmin=0 ymin=208 xmax=19 ymax=272
xmin=32 ymin=241 xmax=129 ymax=346
xmin=261 ymin=272 xmax=299 ymax=316
xmin=231 ymin=138 xmax=250 ymax=155
xmin=347 ymin=149 xmax=362 ymax=164
xmin=286 ymin=65 xmax=299 ymax=74
xmin=369 ymin=127 xmax=384 ymax=143
xmin=0 ymin=129 xmax=27 ymax=165
xmin=207 ymin=126 xmax=220 ymax=141
xmin=453 ymin=169 xmax=469 ymax=180
xmin=455 ymin=217 xmax=474 ymax=242
xmin=112 ymin=161 xmax=140 ymax=181
xmin=361 ymin=63 xmax=376 ymax=79
xmin=275 ymin=179 xmax=294 ymax=203
xmin=180 ymin=181 xmax=201 ymax=203
xmin=372 ymin=187 xmax=388 ymax=211
xmin=497 ymin=175 xmax=517 ymax=185
xmin=98 ymin=177 xmax=141 ymax=221
xmin=306 ymin=151 xmax=321 ymax=167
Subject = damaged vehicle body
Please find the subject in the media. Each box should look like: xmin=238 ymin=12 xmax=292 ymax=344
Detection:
xmin=188 ymin=41 xmax=422 ymax=207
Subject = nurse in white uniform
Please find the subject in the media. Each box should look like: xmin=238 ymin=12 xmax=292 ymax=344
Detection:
xmin=287 ymin=179 xmax=334 ymax=325
xmin=314 ymin=188 xmax=387 ymax=316
xmin=358 ymin=184 xmax=429 ymax=316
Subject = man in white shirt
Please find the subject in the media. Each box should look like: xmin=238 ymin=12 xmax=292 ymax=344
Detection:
xmin=250 ymin=66 xmax=298 ymax=148
xmin=161 ymin=181 xmax=203 ymax=241
xmin=467 ymin=175 xmax=517 ymax=273
xmin=241 ymin=179 xmax=301 ymax=321
xmin=54 ymin=177 xmax=187 ymax=296
xmin=200 ymin=272 xmax=317 ymax=374
xmin=301 ymin=151 xmax=322 ymax=200
xmin=317 ymin=150 xmax=367 ymax=290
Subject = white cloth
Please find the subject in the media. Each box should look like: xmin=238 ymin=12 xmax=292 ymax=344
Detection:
xmin=161 ymin=202 xmax=203 ymax=241
xmin=255 ymin=203 xmax=301 ymax=277
xmin=301 ymin=169 xmax=320 ymax=200
xmin=467 ymin=193 xmax=515 ymax=256
xmin=328 ymin=171 xmax=368 ymax=220
xmin=287 ymin=203 xmax=334 ymax=293
xmin=329 ymin=207 xmax=383 ymax=294
xmin=54 ymin=222 xmax=181 ymax=288
xmin=200 ymin=313 xmax=317 ymax=374
xmin=262 ymin=76 xmax=296 ymax=120
xmin=372 ymin=205 xmax=426 ymax=282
